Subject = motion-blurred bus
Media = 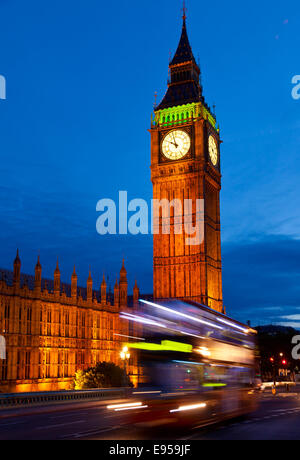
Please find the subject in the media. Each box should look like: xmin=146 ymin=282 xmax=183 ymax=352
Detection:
xmin=109 ymin=299 xmax=258 ymax=428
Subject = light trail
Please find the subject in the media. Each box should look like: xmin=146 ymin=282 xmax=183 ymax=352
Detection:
xmin=140 ymin=299 xmax=224 ymax=331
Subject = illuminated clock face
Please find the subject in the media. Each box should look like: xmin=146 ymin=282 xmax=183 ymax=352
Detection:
xmin=208 ymin=135 xmax=218 ymax=166
xmin=162 ymin=130 xmax=191 ymax=160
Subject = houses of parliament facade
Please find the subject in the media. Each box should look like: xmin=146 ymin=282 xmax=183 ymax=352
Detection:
xmin=0 ymin=251 xmax=140 ymax=392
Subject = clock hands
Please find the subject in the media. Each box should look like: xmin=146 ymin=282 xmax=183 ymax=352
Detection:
xmin=167 ymin=133 xmax=179 ymax=149
xmin=172 ymin=132 xmax=178 ymax=148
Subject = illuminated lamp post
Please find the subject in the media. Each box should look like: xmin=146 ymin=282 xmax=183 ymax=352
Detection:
xmin=269 ymin=357 xmax=277 ymax=394
xmin=120 ymin=346 xmax=131 ymax=386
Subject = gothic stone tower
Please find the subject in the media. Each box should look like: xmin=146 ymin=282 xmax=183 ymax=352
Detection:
xmin=150 ymin=13 xmax=223 ymax=313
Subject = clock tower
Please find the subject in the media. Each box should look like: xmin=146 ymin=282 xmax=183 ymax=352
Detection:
xmin=150 ymin=10 xmax=223 ymax=313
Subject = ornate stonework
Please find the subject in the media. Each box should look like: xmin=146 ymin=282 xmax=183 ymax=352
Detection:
xmin=0 ymin=252 xmax=139 ymax=392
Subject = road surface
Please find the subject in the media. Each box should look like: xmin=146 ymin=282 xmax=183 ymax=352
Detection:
xmin=0 ymin=392 xmax=300 ymax=440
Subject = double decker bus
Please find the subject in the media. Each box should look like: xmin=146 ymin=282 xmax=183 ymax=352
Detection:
xmin=111 ymin=299 xmax=258 ymax=428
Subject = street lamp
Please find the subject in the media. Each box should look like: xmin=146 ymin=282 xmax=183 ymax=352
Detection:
xmin=120 ymin=346 xmax=130 ymax=362
xmin=120 ymin=346 xmax=131 ymax=385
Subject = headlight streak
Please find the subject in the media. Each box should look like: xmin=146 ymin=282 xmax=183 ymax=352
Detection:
xmin=120 ymin=313 xmax=167 ymax=329
xmin=107 ymin=402 xmax=144 ymax=411
xmin=170 ymin=402 xmax=207 ymax=413
xmin=114 ymin=405 xmax=149 ymax=412
xmin=140 ymin=299 xmax=224 ymax=331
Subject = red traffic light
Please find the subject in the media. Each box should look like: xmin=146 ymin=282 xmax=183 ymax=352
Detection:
xmin=282 ymin=360 xmax=287 ymax=365
xmin=270 ymin=357 xmax=274 ymax=362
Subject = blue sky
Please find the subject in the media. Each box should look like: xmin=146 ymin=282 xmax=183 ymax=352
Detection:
xmin=0 ymin=0 xmax=299 ymax=326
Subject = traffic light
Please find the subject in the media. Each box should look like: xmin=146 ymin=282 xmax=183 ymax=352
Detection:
xmin=270 ymin=357 xmax=274 ymax=363
xmin=282 ymin=360 xmax=287 ymax=365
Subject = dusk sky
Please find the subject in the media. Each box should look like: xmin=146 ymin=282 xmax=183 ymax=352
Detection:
xmin=0 ymin=0 xmax=299 ymax=327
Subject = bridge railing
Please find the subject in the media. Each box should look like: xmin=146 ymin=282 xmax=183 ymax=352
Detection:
xmin=0 ymin=388 xmax=127 ymax=409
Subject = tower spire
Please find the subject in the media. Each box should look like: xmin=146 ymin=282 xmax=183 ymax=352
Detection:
xmin=36 ymin=254 xmax=41 ymax=269
xmin=14 ymin=248 xmax=21 ymax=264
xmin=182 ymin=0 xmax=187 ymax=22
xmin=170 ymin=9 xmax=196 ymax=67
xmin=55 ymin=257 xmax=60 ymax=274
xmin=101 ymin=273 xmax=107 ymax=304
xmin=71 ymin=265 xmax=78 ymax=299
xmin=13 ymin=249 xmax=21 ymax=287
xmin=54 ymin=258 xmax=61 ymax=295
xmin=87 ymin=267 xmax=93 ymax=301
xmin=155 ymin=2 xmax=201 ymax=111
